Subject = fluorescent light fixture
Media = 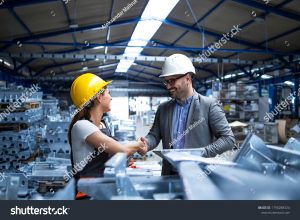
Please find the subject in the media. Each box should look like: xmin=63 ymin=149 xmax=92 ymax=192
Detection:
xmin=98 ymin=63 xmax=118 ymax=69
xmin=237 ymin=72 xmax=244 ymax=76
xmin=4 ymin=61 xmax=11 ymax=67
xmin=116 ymin=60 xmax=134 ymax=72
xmin=223 ymin=74 xmax=236 ymax=79
xmin=92 ymin=46 xmax=104 ymax=50
xmin=0 ymin=58 xmax=11 ymax=67
xmin=69 ymin=24 xmax=79 ymax=28
xmin=116 ymin=0 xmax=180 ymax=73
xmin=250 ymin=68 xmax=260 ymax=73
xmin=261 ymin=74 xmax=272 ymax=79
xmin=284 ymin=81 xmax=294 ymax=86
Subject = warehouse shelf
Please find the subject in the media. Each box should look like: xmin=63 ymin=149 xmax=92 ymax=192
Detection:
xmin=221 ymin=83 xmax=259 ymax=122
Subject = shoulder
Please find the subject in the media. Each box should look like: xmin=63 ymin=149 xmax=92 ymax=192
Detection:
xmin=195 ymin=93 xmax=222 ymax=114
xmin=197 ymin=93 xmax=217 ymax=106
xmin=72 ymin=120 xmax=98 ymax=132
xmin=73 ymin=119 xmax=93 ymax=127
xmin=72 ymin=120 xmax=100 ymax=140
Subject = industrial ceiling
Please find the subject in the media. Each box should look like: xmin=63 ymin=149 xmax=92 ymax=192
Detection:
xmin=0 ymin=0 xmax=300 ymax=91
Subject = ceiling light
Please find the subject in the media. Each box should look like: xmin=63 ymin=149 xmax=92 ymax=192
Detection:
xmin=92 ymin=46 xmax=104 ymax=50
xmin=284 ymin=81 xmax=294 ymax=86
xmin=69 ymin=24 xmax=79 ymax=28
xmin=116 ymin=0 xmax=180 ymax=73
xmin=261 ymin=74 xmax=272 ymax=79
xmin=98 ymin=63 xmax=118 ymax=69
xmin=223 ymin=74 xmax=236 ymax=79
xmin=4 ymin=61 xmax=11 ymax=67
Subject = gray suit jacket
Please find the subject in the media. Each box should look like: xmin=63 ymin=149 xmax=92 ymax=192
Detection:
xmin=145 ymin=90 xmax=235 ymax=175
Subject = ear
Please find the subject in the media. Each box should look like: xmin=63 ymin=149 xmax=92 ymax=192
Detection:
xmin=96 ymin=94 xmax=102 ymax=103
xmin=187 ymin=74 xmax=193 ymax=82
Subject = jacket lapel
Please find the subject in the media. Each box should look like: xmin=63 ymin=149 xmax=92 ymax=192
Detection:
xmin=184 ymin=91 xmax=200 ymax=148
xmin=186 ymin=91 xmax=199 ymax=129
xmin=168 ymin=100 xmax=175 ymax=148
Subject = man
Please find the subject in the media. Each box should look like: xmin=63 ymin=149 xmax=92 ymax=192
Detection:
xmin=138 ymin=53 xmax=235 ymax=175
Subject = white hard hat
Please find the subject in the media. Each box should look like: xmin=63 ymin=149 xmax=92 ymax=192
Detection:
xmin=160 ymin=54 xmax=196 ymax=78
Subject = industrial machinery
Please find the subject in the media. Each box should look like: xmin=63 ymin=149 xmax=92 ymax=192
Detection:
xmin=0 ymin=86 xmax=72 ymax=199
xmin=1 ymin=131 xmax=300 ymax=200
xmin=77 ymin=133 xmax=300 ymax=200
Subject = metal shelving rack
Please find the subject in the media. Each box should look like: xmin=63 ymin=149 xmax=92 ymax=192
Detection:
xmin=220 ymin=83 xmax=259 ymax=122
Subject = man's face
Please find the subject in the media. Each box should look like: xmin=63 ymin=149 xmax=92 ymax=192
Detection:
xmin=163 ymin=74 xmax=189 ymax=99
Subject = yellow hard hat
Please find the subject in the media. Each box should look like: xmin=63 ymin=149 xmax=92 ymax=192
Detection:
xmin=70 ymin=73 xmax=112 ymax=109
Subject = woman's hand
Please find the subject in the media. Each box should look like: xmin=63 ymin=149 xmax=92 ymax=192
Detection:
xmin=137 ymin=137 xmax=148 ymax=156
xmin=125 ymin=141 xmax=144 ymax=156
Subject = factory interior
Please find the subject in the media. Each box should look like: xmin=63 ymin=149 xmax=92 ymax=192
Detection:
xmin=0 ymin=0 xmax=300 ymax=201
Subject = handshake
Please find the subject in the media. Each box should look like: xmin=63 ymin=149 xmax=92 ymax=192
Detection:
xmin=136 ymin=137 xmax=149 ymax=156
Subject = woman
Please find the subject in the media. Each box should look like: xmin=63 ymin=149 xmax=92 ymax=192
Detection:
xmin=68 ymin=73 xmax=144 ymax=194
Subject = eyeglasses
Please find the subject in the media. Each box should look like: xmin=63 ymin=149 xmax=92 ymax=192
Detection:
xmin=163 ymin=74 xmax=187 ymax=86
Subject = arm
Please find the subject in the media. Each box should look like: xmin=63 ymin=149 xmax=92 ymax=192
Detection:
xmin=204 ymin=100 xmax=236 ymax=157
xmin=86 ymin=131 xmax=143 ymax=156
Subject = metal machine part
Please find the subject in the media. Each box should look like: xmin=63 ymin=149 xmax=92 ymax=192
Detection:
xmin=104 ymin=153 xmax=141 ymax=198
xmin=234 ymin=133 xmax=300 ymax=180
xmin=233 ymin=133 xmax=279 ymax=172
xmin=113 ymin=119 xmax=136 ymax=141
xmin=0 ymin=173 xmax=29 ymax=199
xmin=0 ymin=91 xmax=74 ymax=200
xmin=78 ymin=175 xmax=183 ymax=200
xmin=163 ymin=150 xmax=236 ymax=168
xmin=178 ymin=162 xmax=223 ymax=200
xmin=205 ymin=165 xmax=300 ymax=200
xmin=77 ymin=133 xmax=300 ymax=200
xmin=284 ymin=137 xmax=300 ymax=152
xmin=1 ymin=108 xmax=43 ymax=123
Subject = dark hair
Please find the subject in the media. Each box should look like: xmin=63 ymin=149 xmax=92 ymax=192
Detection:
xmin=68 ymin=86 xmax=107 ymax=172
xmin=68 ymin=101 xmax=94 ymax=171
xmin=68 ymin=86 xmax=107 ymax=147
xmin=68 ymin=102 xmax=93 ymax=147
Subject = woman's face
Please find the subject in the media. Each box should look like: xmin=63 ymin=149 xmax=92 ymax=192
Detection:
xmin=100 ymin=89 xmax=112 ymax=112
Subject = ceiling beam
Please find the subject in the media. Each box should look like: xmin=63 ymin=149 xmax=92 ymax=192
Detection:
xmin=1 ymin=52 xmax=286 ymax=66
xmin=0 ymin=0 xmax=59 ymax=9
xmin=231 ymin=0 xmax=300 ymax=22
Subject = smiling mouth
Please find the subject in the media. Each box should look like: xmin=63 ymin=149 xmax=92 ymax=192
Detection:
xmin=169 ymin=88 xmax=176 ymax=93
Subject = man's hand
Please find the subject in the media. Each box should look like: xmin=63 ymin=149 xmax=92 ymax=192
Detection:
xmin=137 ymin=137 xmax=149 ymax=156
